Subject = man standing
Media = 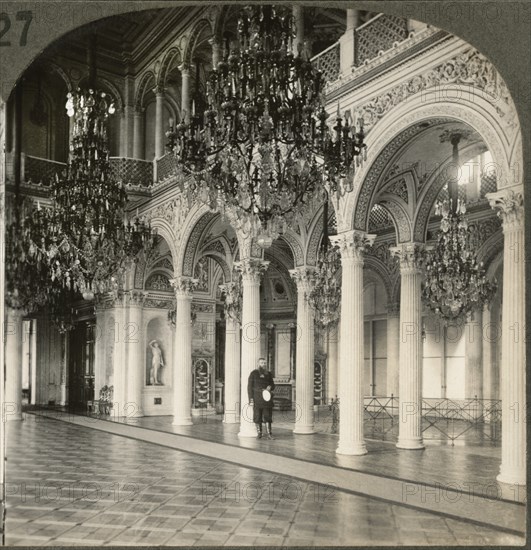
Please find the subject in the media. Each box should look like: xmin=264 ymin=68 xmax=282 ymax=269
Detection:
xmin=248 ymin=357 xmax=276 ymax=439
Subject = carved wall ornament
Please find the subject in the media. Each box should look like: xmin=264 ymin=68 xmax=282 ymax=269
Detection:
xmin=355 ymin=49 xmax=516 ymax=134
xmin=390 ymin=242 xmax=427 ymax=272
xmin=330 ymin=230 xmax=376 ymax=262
xmin=170 ymin=276 xmax=199 ymax=297
xmin=145 ymin=273 xmax=172 ymax=291
xmin=487 ymin=189 xmax=524 ymax=231
xmin=194 ymin=257 xmax=210 ymax=292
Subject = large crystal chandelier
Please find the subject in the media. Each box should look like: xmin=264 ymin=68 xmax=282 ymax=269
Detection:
xmin=308 ymin=197 xmax=341 ymax=328
xmin=29 ymin=87 xmax=155 ymax=300
xmin=422 ymin=131 xmax=496 ymax=323
xmin=167 ymin=5 xmax=366 ymax=243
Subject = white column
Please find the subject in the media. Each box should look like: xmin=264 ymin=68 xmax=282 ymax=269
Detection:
xmin=331 ymin=230 xmax=375 ymax=455
xmin=154 ymin=86 xmax=165 ymax=158
xmin=465 ymin=312 xmax=483 ymax=398
xmin=487 ymin=189 xmax=525 ymax=486
xmin=111 ymin=297 xmax=127 ymax=417
xmin=391 ymin=242 xmax=425 ymax=450
xmin=4 ymin=308 xmax=25 ymax=420
xmin=170 ymin=277 xmax=197 ymax=425
xmin=120 ymin=105 xmax=135 ymax=157
xmin=235 ymin=259 xmax=268 ymax=437
xmin=58 ymin=330 xmax=68 ymax=406
xmin=126 ymin=291 xmax=145 ymax=417
xmin=179 ymin=64 xmax=190 ymax=123
xmin=220 ymin=282 xmax=241 ymax=424
xmin=386 ymin=303 xmax=400 ymax=397
xmin=292 ymin=6 xmax=304 ymax=56
xmin=339 ymin=9 xmax=359 ymax=74
xmin=327 ymin=322 xmax=339 ymax=402
xmin=290 ymin=267 xmax=317 ymax=434
xmin=30 ymin=319 xmax=37 ymax=405
xmin=133 ymin=106 xmax=145 ymax=160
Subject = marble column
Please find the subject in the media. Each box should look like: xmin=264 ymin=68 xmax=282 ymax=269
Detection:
xmin=331 ymin=230 xmax=375 ymax=455
xmin=30 ymin=319 xmax=37 ymax=405
xmin=154 ymin=85 xmax=165 ymax=158
xmin=293 ymin=6 xmax=304 ymax=56
xmin=327 ymin=322 xmax=339 ymax=402
xmin=179 ymin=64 xmax=190 ymax=123
xmin=133 ymin=106 xmax=145 ymax=160
xmin=487 ymin=189 xmax=525 ymax=486
xmin=58 ymin=329 xmax=69 ymax=406
xmin=391 ymin=242 xmax=425 ymax=450
xmin=340 ymin=9 xmax=360 ymax=73
xmin=235 ymin=259 xmax=268 ymax=437
xmin=465 ymin=311 xmax=483 ymax=420
xmin=220 ymin=282 xmax=241 ymax=424
xmin=386 ymin=303 xmax=400 ymax=398
xmin=4 ymin=308 xmax=25 ymax=420
xmin=290 ymin=267 xmax=317 ymax=434
xmin=120 ymin=105 xmax=135 ymax=157
xmin=170 ymin=277 xmax=197 ymax=425
xmin=126 ymin=291 xmax=146 ymax=418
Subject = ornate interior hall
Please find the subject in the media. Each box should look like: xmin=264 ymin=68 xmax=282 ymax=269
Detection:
xmin=0 ymin=1 xmax=527 ymax=547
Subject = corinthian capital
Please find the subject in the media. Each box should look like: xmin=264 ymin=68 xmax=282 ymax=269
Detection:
xmin=330 ymin=230 xmax=376 ymax=262
xmin=170 ymin=276 xmax=198 ymax=297
xmin=390 ymin=242 xmax=426 ymax=272
xmin=487 ymin=189 xmax=524 ymax=231
xmin=234 ymin=259 xmax=269 ymax=283
xmin=289 ymin=266 xmax=318 ymax=295
xmin=126 ymin=290 xmax=147 ymax=307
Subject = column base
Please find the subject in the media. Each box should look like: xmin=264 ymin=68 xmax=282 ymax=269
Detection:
xmin=293 ymin=425 xmax=316 ymax=435
xmin=172 ymin=416 xmax=193 ymax=426
xmin=336 ymin=441 xmax=367 ymax=456
xmin=396 ymin=438 xmax=425 ymax=450
xmin=497 ymin=467 xmax=526 ymax=487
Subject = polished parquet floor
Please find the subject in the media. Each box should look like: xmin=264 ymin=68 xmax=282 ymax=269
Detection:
xmin=3 ymin=411 xmax=526 ymax=546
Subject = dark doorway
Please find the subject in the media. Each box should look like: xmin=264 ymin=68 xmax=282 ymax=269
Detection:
xmin=68 ymin=321 xmax=95 ymax=410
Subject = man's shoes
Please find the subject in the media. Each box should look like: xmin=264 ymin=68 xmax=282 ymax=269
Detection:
xmin=255 ymin=424 xmax=262 ymax=439
xmin=266 ymin=423 xmax=275 ymax=439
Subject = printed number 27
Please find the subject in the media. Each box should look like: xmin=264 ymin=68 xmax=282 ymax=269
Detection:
xmin=0 ymin=11 xmax=33 ymax=47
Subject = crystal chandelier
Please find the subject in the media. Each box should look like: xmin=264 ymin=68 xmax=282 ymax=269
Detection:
xmin=29 ymin=87 xmax=156 ymax=300
xmin=422 ymin=132 xmax=496 ymax=323
xmin=308 ymin=197 xmax=341 ymax=328
xmin=167 ymin=5 xmax=366 ymax=244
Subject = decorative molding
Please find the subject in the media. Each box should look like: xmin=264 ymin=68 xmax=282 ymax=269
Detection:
xmin=289 ymin=267 xmax=318 ymax=300
xmin=170 ymin=276 xmax=199 ymax=297
xmin=390 ymin=242 xmax=426 ymax=273
xmin=192 ymin=302 xmax=215 ymax=314
xmin=487 ymin=189 xmax=524 ymax=232
xmin=354 ymin=48 xmax=516 ymax=134
xmin=145 ymin=273 xmax=172 ymax=291
xmin=330 ymin=230 xmax=376 ymax=262
xmin=234 ymin=259 xmax=269 ymax=283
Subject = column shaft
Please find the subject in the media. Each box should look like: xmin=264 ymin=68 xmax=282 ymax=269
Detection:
xmin=126 ymin=294 xmax=145 ymax=417
xmin=488 ymin=189 xmax=525 ymax=485
xmin=154 ymin=89 xmax=165 ymax=158
xmin=133 ymin=108 xmax=145 ymax=159
xmin=236 ymin=259 xmax=268 ymax=437
xmin=180 ymin=65 xmax=190 ymax=123
xmin=392 ymin=243 xmax=425 ymax=450
xmin=386 ymin=307 xmax=400 ymax=397
xmin=327 ymin=323 xmax=339 ymax=402
xmin=223 ymin=317 xmax=240 ymax=423
xmin=171 ymin=278 xmax=196 ymax=425
xmin=331 ymin=230 xmax=375 ymax=455
xmin=5 ymin=308 xmax=24 ymax=420
xmin=290 ymin=268 xmax=317 ymax=434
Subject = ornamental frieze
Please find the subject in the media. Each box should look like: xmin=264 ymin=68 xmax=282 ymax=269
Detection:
xmin=354 ymin=49 xmax=516 ymax=134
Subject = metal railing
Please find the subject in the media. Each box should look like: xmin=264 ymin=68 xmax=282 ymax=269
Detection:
xmin=311 ymin=41 xmax=340 ymax=83
xmin=22 ymin=153 xmax=66 ymax=185
xmin=329 ymin=396 xmax=501 ymax=445
xmin=109 ymin=157 xmax=153 ymax=187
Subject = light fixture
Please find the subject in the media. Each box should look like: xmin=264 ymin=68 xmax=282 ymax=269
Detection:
xmin=308 ymin=195 xmax=341 ymax=328
xmin=166 ymin=5 xmax=366 ymax=246
xmin=28 ymin=57 xmax=155 ymax=299
xmin=422 ymin=131 xmax=497 ymax=323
